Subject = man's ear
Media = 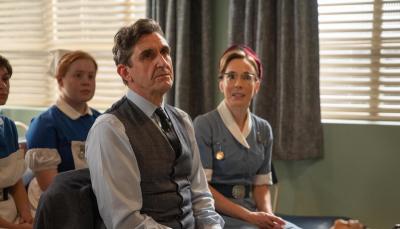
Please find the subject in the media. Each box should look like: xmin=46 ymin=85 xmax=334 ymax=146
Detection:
xmin=117 ymin=64 xmax=131 ymax=83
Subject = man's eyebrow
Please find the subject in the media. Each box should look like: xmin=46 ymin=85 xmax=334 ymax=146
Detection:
xmin=139 ymin=48 xmax=154 ymax=56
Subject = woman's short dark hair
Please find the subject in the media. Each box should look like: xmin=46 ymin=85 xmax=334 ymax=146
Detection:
xmin=112 ymin=18 xmax=164 ymax=67
xmin=0 ymin=55 xmax=12 ymax=77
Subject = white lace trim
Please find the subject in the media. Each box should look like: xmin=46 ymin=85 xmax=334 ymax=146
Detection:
xmin=204 ymin=169 xmax=213 ymax=182
xmin=25 ymin=148 xmax=61 ymax=172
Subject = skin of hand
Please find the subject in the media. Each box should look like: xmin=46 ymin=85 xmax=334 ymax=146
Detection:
xmin=0 ymin=217 xmax=33 ymax=229
xmin=247 ymin=211 xmax=285 ymax=229
xmin=253 ymin=185 xmax=273 ymax=214
xmin=209 ymin=185 xmax=285 ymax=229
xmin=18 ymin=214 xmax=33 ymax=225
xmin=251 ymin=185 xmax=285 ymax=229
xmin=12 ymin=223 xmax=33 ymax=229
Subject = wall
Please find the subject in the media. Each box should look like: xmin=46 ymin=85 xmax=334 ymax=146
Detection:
xmin=275 ymin=123 xmax=400 ymax=229
xmin=1 ymin=107 xmax=43 ymax=139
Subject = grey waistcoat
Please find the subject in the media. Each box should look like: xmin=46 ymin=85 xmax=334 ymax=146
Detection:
xmin=106 ymin=97 xmax=195 ymax=229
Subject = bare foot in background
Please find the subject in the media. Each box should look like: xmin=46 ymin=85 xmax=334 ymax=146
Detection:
xmin=331 ymin=219 xmax=365 ymax=229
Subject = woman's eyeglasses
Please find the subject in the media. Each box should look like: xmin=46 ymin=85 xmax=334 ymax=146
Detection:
xmin=219 ymin=71 xmax=258 ymax=82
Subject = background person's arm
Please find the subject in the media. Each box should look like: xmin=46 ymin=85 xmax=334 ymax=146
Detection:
xmin=210 ymin=184 xmax=284 ymax=229
xmin=0 ymin=217 xmax=32 ymax=229
xmin=253 ymin=184 xmax=273 ymax=214
xmin=25 ymin=114 xmax=61 ymax=192
xmin=0 ymin=219 xmax=32 ymax=229
xmin=35 ymin=169 xmax=57 ymax=191
xmin=10 ymin=179 xmax=33 ymax=224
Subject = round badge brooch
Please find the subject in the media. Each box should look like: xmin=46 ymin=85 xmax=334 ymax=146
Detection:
xmin=215 ymin=151 xmax=225 ymax=160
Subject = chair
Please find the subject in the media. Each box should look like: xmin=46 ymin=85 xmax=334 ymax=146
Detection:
xmin=271 ymin=164 xmax=349 ymax=229
xmin=271 ymin=163 xmax=280 ymax=213
xmin=14 ymin=120 xmax=34 ymax=188
xmin=34 ymin=168 xmax=105 ymax=229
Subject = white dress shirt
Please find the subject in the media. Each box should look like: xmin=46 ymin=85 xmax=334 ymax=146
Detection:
xmin=86 ymin=89 xmax=224 ymax=229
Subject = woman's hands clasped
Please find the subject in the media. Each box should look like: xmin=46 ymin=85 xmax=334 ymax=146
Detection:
xmin=247 ymin=211 xmax=286 ymax=229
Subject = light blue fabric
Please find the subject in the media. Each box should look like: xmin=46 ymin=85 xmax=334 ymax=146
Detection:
xmin=194 ymin=109 xmax=273 ymax=186
xmin=0 ymin=115 xmax=18 ymax=159
xmin=194 ymin=110 xmax=301 ymax=229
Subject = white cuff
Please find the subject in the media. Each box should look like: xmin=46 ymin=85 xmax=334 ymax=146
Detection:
xmin=253 ymin=172 xmax=273 ymax=185
xmin=204 ymin=169 xmax=213 ymax=182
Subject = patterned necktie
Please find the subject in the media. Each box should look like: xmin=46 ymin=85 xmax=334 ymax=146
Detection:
xmin=154 ymin=107 xmax=181 ymax=156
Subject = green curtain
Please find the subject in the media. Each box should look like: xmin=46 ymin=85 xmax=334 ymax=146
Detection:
xmin=228 ymin=0 xmax=323 ymax=160
xmin=147 ymin=0 xmax=216 ymax=119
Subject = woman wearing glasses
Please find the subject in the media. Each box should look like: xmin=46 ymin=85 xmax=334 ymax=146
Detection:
xmin=194 ymin=45 xmax=299 ymax=229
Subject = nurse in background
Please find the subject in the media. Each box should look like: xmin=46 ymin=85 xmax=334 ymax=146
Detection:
xmin=194 ymin=45 xmax=300 ymax=229
xmin=25 ymin=50 xmax=101 ymax=214
xmin=0 ymin=55 xmax=33 ymax=229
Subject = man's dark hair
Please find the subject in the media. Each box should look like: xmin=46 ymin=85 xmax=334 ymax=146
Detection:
xmin=112 ymin=18 xmax=165 ymax=67
xmin=0 ymin=55 xmax=12 ymax=77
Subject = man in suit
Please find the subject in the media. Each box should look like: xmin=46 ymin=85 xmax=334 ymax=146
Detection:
xmin=86 ymin=18 xmax=224 ymax=229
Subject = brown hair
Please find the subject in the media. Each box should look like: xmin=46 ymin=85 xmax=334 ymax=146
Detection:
xmin=112 ymin=18 xmax=164 ymax=67
xmin=0 ymin=55 xmax=12 ymax=77
xmin=56 ymin=50 xmax=98 ymax=79
xmin=219 ymin=45 xmax=262 ymax=80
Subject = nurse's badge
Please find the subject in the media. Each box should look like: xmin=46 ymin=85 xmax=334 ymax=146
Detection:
xmin=78 ymin=144 xmax=85 ymax=159
xmin=215 ymin=151 xmax=225 ymax=160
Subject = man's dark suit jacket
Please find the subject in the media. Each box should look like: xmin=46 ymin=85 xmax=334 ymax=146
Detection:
xmin=34 ymin=168 xmax=105 ymax=229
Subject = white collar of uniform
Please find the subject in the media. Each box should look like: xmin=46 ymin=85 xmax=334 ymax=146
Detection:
xmin=217 ymin=100 xmax=252 ymax=149
xmin=56 ymin=98 xmax=92 ymax=120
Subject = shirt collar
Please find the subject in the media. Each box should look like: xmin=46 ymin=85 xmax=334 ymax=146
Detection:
xmin=217 ymin=100 xmax=252 ymax=149
xmin=126 ymin=89 xmax=163 ymax=119
xmin=56 ymin=98 xmax=92 ymax=120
